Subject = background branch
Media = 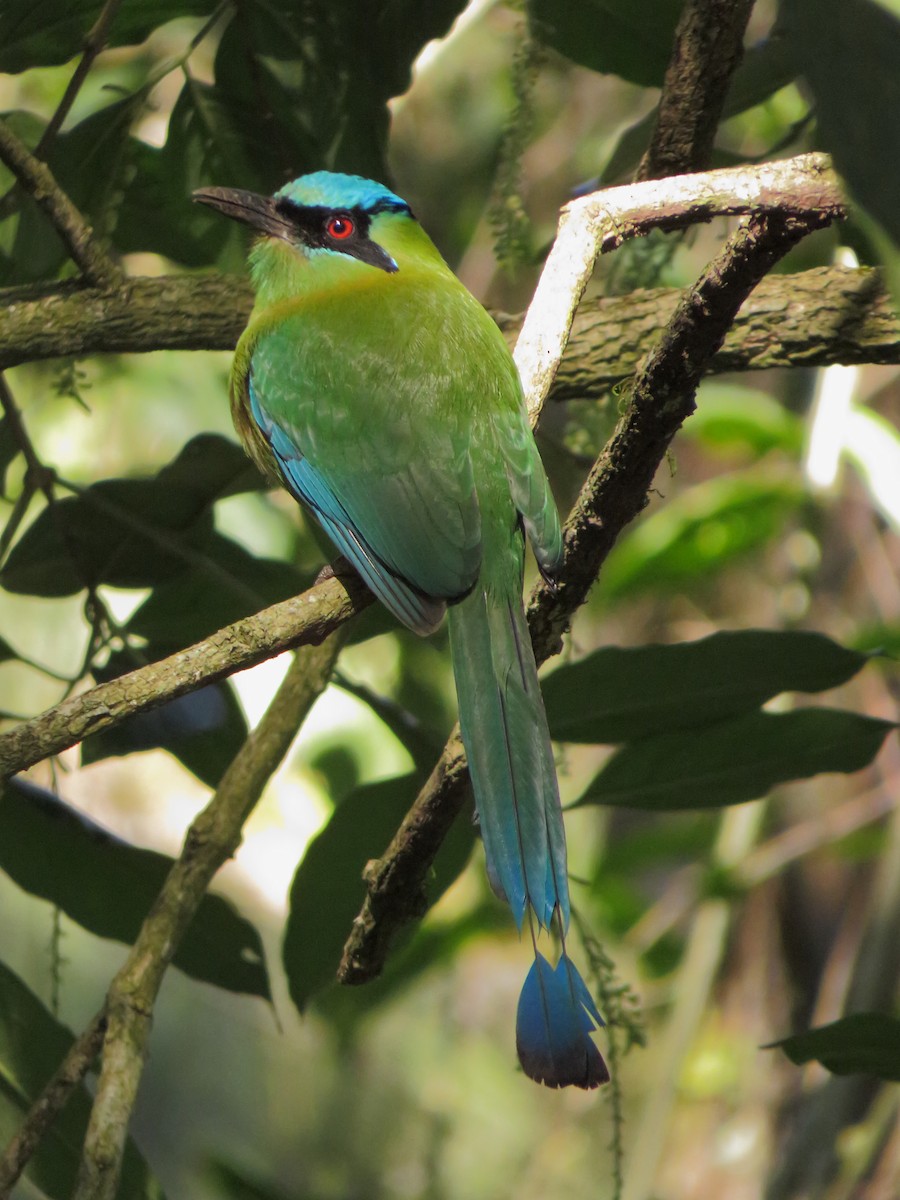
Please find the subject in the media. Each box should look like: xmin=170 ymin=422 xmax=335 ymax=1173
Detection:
xmin=71 ymin=635 xmax=343 ymax=1200
xmin=637 ymin=0 xmax=756 ymax=180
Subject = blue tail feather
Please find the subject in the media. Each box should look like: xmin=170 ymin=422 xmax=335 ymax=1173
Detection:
xmin=516 ymin=952 xmax=609 ymax=1089
xmin=449 ymin=582 xmax=607 ymax=1088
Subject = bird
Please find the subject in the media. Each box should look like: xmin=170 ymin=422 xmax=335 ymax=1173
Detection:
xmin=193 ymin=171 xmax=608 ymax=1089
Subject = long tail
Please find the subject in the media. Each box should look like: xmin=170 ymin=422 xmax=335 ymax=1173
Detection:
xmin=448 ymin=583 xmax=608 ymax=1089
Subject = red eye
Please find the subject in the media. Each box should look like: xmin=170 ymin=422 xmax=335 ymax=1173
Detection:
xmin=326 ymin=214 xmax=355 ymax=240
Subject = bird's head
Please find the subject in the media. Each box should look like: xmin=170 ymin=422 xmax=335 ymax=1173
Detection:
xmin=193 ymin=172 xmax=443 ymax=302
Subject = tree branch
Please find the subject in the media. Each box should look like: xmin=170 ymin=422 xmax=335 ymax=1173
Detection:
xmin=0 ymin=567 xmax=371 ymax=780
xmin=637 ymin=0 xmax=757 ymax=180
xmin=338 ymin=206 xmax=837 ymax=986
xmin=546 ymin=265 xmax=898 ymax=399
xmin=71 ymin=635 xmax=342 ymax=1200
xmin=1 ymin=154 xmax=847 ymax=381
xmin=2 ymin=265 xmax=896 ymax=388
xmin=0 ymin=119 xmax=121 ymax=290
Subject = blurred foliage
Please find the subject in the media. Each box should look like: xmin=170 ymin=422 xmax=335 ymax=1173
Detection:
xmin=1 ymin=1 xmax=900 ymax=1199
xmin=772 ymin=1012 xmax=900 ymax=1080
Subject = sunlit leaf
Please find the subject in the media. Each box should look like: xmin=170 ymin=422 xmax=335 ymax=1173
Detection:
xmin=598 ymin=474 xmax=806 ymax=601
xmin=543 ymin=630 xmax=868 ymax=743
xmin=771 ymin=1012 xmax=900 ymax=1080
xmin=575 ymin=708 xmax=895 ymax=809
xmin=0 ymin=961 xmax=163 ymax=1198
xmin=0 ymin=779 xmax=269 ymax=998
xmin=686 ymin=385 xmax=804 ymax=457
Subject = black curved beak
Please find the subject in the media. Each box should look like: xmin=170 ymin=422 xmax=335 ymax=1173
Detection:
xmin=192 ymin=186 xmax=292 ymax=239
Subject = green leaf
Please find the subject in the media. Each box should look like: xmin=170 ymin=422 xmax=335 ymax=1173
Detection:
xmin=1 ymin=482 xmax=213 ymax=595
xmin=284 ymin=774 xmax=420 ymax=1011
xmin=528 ymin=0 xmax=684 ymax=87
xmin=115 ymin=135 xmax=233 ymax=268
xmin=156 ymin=432 xmax=265 ymax=499
xmin=543 ymin=630 xmax=869 ymax=743
xmin=206 ymin=1160 xmax=297 ymax=1200
xmin=82 ymin=647 xmax=248 ymax=788
xmin=0 ymin=779 xmax=270 ymax=999
xmin=9 ymin=95 xmax=146 ymax=284
xmin=128 ymin=532 xmax=310 ymax=649
xmin=575 ymin=708 xmax=895 ymax=809
xmin=283 ymin=773 xmax=474 ymax=1011
xmin=771 ymin=1012 xmax=900 ymax=1080
xmin=165 ymin=0 xmax=470 ymax=238
xmin=784 ymin=0 xmax=900 ymax=249
xmin=0 ymin=961 xmax=163 ymax=1198
xmin=686 ymin=385 xmax=804 ymax=457
xmin=598 ymin=474 xmax=805 ymax=601
xmin=0 ymin=0 xmax=211 ymax=73
xmin=1 ymin=436 xmax=259 ymax=597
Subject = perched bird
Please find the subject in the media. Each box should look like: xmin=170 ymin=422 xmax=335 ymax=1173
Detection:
xmin=194 ymin=172 xmax=608 ymax=1089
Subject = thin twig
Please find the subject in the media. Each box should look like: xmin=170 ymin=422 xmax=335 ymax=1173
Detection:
xmin=36 ymin=0 xmax=124 ymax=158
xmin=0 ymin=1011 xmax=107 ymax=1198
xmin=71 ymin=635 xmax=343 ymax=1200
xmin=0 ymin=376 xmax=55 ymax=501
xmin=0 ymin=119 xmax=121 ymax=289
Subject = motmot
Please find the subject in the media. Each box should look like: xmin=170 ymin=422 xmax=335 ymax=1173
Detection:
xmin=194 ymin=172 xmax=608 ymax=1089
